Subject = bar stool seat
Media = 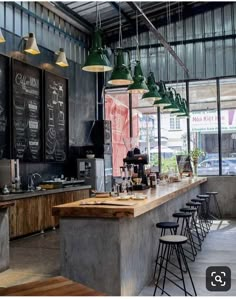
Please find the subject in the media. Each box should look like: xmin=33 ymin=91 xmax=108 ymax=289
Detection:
xmin=160 ymin=235 xmax=187 ymax=244
xmin=191 ymin=198 xmax=205 ymax=203
xmin=206 ymin=191 xmax=218 ymax=195
xmin=186 ymin=202 xmax=201 ymax=207
xmin=173 ymin=212 xmax=192 ymax=218
xmin=156 ymin=222 xmax=179 ymax=229
xmin=153 ymin=235 xmax=197 ymax=296
xmin=180 ymin=207 xmax=197 ymax=213
xmin=197 ymin=194 xmax=210 ymax=199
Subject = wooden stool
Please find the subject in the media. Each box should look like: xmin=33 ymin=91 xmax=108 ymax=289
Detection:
xmin=0 ymin=276 xmax=105 ymax=296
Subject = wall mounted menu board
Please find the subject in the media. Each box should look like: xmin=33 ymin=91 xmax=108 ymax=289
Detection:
xmin=12 ymin=59 xmax=42 ymax=161
xmin=176 ymin=155 xmax=193 ymax=174
xmin=44 ymin=71 xmax=68 ymax=162
xmin=0 ymin=54 xmax=10 ymax=159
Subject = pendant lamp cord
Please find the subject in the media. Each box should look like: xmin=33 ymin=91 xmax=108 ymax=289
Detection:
xmin=96 ymin=2 xmax=101 ymax=29
xmin=136 ymin=10 xmax=140 ymax=61
xmin=118 ymin=3 xmax=122 ymax=48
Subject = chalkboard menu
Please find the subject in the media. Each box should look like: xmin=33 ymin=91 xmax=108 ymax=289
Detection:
xmin=12 ymin=59 xmax=42 ymax=161
xmin=44 ymin=71 xmax=68 ymax=162
xmin=176 ymin=155 xmax=193 ymax=174
xmin=0 ymin=54 xmax=10 ymax=158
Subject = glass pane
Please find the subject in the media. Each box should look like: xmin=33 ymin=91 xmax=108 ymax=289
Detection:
xmin=132 ymin=94 xmax=158 ymax=169
xmin=160 ymin=83 xmax=188 ymax=173
xmin=105 ymin=89 xmax=130 ymax=177
xmin=220 ymin=78 xmax=236 ymax=175
xmin=189 ymin=80 xmax=219 ymax=175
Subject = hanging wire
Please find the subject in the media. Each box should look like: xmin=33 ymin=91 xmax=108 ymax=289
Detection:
xmin=148 ymin=31 xmax=151 ymax=73
xmin=118 ymin=3 xmax=122 ymax=48
xmin=135 ymin=10 xmax=140 ymax=60
xmin=96 ymin=2 xmax=101 ymax=29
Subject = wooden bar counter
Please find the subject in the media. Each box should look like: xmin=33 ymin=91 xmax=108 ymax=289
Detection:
xmin=53 ymin=177 xmax=207 ymax=296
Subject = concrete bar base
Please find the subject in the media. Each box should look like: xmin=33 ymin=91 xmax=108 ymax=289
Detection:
xmin=60 ymin=185 xmax=200 ymax=295
xmin=0 ymin=208 xmax=10 ymax=272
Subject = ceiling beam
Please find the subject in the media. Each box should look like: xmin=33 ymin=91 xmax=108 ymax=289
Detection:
xmin=108 ymin=2 xmax=136 ymax=37
xmin=127 ymin=2 xmax=189 ymax=74
xmin=52 ymin=2 xmax=94 ymax=33
xmin=106 ymin=2 xmax=230 ymax=44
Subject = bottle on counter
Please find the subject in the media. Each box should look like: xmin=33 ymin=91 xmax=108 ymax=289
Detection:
xmin=121 ymin=177 xmax=127 ymax=193
xmin=2 ymin=185 xmax=10 ymax=194
xmin=150 ymin=173 xmax=157 ymax=188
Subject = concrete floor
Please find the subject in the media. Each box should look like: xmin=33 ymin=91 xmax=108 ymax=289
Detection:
xmin=0 ymin=220 xmax=235 ymax=296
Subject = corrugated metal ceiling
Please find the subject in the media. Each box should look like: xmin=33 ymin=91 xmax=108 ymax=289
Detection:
xmin=54 ymin=1 xmax=230 ymax=43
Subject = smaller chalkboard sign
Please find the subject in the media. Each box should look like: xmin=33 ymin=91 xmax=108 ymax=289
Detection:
xmin=176 ymin=155 xmax=193 ymax=174
xmin=44 ymin=71 xmax=68 ymax=162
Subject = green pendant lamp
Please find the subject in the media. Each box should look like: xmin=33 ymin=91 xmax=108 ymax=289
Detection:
xmin=127 ymin=9 xmax=148 ymax=94
xmin=163 ymin=88 xmax=180 ymax=111
xmin=108 ymin=6 xmax=133 ymax=86
xmin=142 ymin=72 xmax=161 ymax=101
xmin=127 ymin=60 xmax=149 ymax=94
xmin=108 ymin=48 xmax=133 ymax=85
xmin=177 ymin=98 xmax=189 ymax=118
xmin=170 ymin=93 xmax=184 ymax=114
xmin=82 ymin=28 xmax=112 ymax=72
xmin=153 ymin=81 xmax=171 ymax=106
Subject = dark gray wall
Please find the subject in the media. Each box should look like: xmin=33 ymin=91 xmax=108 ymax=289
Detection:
xmin=0 ymin=29 xmax=96 ymax=185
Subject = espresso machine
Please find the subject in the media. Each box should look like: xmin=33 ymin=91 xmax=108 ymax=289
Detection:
xmin=123 ymin=154 xmax=149 ymax=190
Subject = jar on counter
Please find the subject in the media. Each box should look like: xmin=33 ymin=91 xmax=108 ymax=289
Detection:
xmin=150 ymin=173 xmax=157 ymax=188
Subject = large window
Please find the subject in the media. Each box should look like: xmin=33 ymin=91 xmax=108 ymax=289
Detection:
xmin=219 ymin=78 xmax=236 ymax=175
xmin=132 ymin=94 xmax=158 ymax=168
xmin=105 ymin=90 xmax=130 ymax=177
xmin=105 ymin=77 xmax=236 ymax=177
xmin=189 ymin=80 xmax=219 ymax=175
xmin=160 ymin=83 xmax=188 ymax=172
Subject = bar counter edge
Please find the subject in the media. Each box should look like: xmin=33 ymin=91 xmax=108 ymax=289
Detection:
xmin=57 ymin=177 xmax=207 ymax=296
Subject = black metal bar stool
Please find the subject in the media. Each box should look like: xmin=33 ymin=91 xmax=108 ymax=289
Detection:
xmin=179 ymin=207 xmax=202 ymax=251
xmin=197 ymin=194 xmax=212 ymax=228
xmin=191 ymin=198 xmax=210 ymax=233
xmin=186 ymin=201 xmax=206 ymax=240
xmin=153 ymin=222 xmax=179 ymax=279
xmin=206 ymin=191 xmax=222 ymax=219
xmin=153 ymin=235 xmax=197 ymax=296
xmin=172 ymin=212 xmax=197 ymax=261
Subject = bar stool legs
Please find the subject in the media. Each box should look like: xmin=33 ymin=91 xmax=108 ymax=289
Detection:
xmin=153 ymin=222 xmax=179 ymax=280
xmin=206 ymin=191 xmax=222 ymax=219
xmin=153 ymin=235 xmax=197 ymax=296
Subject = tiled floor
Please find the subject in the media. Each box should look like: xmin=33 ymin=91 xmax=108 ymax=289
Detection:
xmin=0 ymin=221 xmax=235 ymax=296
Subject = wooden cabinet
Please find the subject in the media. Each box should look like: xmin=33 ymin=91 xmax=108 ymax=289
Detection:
xmin=9 ymin=189 xmax=90 ymax=239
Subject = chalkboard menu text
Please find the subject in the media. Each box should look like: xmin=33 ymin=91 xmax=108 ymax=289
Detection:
xmin=44 ymin=71 xmax=68 ymax=162
xmin=12 ymin=59 xmax=42 ymax=161
xmin=176 ymin=155 xmax=193 ymax=174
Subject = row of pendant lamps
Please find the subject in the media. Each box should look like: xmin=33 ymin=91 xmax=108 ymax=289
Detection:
xmin=0 ymin=28 xmax=69 ymax=67
xmin=0 ymin=26 xmax=188 ymax=117
xmin=82 ymin=28 xmax=189 ymax=117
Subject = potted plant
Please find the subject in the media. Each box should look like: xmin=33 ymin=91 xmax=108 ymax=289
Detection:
xmin=190 ymin=148 xmax=204 ymax=176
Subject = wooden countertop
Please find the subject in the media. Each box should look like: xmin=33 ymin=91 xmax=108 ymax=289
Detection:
xmin=0 ymin=185 xmax=91 ymax=201
xmin=52 ymin=177 xmax=207 ymax=219
xmin=0 ymin=201 xmax=14 ymax=209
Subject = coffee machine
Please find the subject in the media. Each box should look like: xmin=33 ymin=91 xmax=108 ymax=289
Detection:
xmin=123 ymin=154 xmax=149 ymax=190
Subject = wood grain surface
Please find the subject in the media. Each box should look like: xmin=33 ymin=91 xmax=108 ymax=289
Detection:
xmin=8 ymin=189 xmax=90 ymax=238
xmin=52 ymin=177 xmax=207 ymax=219
xmin=0 ymin=201 xmax=14 ymax=209
xmin=0 ymin=276 xmax=105 ymax=296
